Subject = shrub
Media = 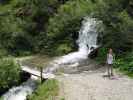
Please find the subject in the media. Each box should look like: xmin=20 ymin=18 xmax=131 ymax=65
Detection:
xmin=0 ymin=57 xmax=21 ymax=89
xmin=55 ymin=43 xmax=73 ymax=55
xmin=114 ymin=52 xmax=133 ymax=76
xmin=0 ymin=49 xmax=8 ymax=58
xmin=27 ymin=79 xmax=59 ymax=100
xmin=95 ymin=47 xmax=108 ymax=64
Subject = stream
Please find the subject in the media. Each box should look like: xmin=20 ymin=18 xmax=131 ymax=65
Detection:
xmin=2 ymin=17 xmax=102 ymax=100
xmin=2 ymin=76 xmax=37 ymax=100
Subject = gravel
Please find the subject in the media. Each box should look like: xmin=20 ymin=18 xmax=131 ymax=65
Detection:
xmin=56 ymin=67 xmax=133 ymax=100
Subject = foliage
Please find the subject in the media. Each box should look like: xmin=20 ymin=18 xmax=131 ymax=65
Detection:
xmin=55 ymin=43 xmax=73 ymax=55
xmin=95 ymin=47 xmax=108 ymax=64
xmin=0 ymin=57 xmax=21 ymax=89
xmin=27 ymin=79 xmax=59 ymax=100
xmin=0 ymin=49 xmax=8 ymax=58
xmin=43 ymin=0 xmax=102 ymax=55
xmin=95 ymin=0 xmax=133 ymax=52
xmin=114 ymin=52 xmax=133 ymax=77
xmin=0 ymin=0 xmax=133 ymax=56
xmin=0 ymin=0 xmax=61 ymax=56
xmin=42 ymin=0 xmax=133 ymax=55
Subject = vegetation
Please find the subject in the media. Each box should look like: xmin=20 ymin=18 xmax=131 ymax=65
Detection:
xmin=0 ymin=0 xmax=133 ymax=99
xmin=27 ymin=79 xmax=59 ymax=100
xmin=0 ymin=0 xmax=63 ymax=56
xmin=114 ymin=52 xmax=133 ymax=77
xmin=0 ymin=97 xmax=3 ymax=100
xmin=41 ymin=0 xmax=133 ymax=55
xmin=0 ymin=0 xmax=132 ymax=56
xmin=21 ymin=55 xmax=54 ymax=69
xmin=0 ymin=57 xmax=21 ymax=93
xmin=95 ymin=47 xmax=108 ymax=64
xmin=96 ymin=47 xmax=133 ymax=77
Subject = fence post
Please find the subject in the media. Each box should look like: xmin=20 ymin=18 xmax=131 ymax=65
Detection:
xmin=40 ymin=67 xmax=43 ymax=84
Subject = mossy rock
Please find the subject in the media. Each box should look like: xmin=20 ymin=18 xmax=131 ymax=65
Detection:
xmin=55 ymin=43 xmax=73 ymax=55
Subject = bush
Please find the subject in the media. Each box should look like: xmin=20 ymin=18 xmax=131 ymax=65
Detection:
xmin=0 ymin=57 xmax=21 ymax=89
xmin=114 ymin=52 xmax=133 ymax=76
xmin=95 ymin=47 xmax=108 ymax=64
xmin=0 ymin=49 xmax=8 ymax=58
xmin=0 ymin=0 xmax=61 ymax=56
xmin=27 ymin=79 xmax=59 ymax=100
xmin=55 ymin=43 xmax=73 ymax=55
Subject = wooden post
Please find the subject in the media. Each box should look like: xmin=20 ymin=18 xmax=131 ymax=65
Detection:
xmin=40 ymin=67 xmax=43 ymax=84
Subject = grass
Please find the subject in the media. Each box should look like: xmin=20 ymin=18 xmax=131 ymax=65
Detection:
xmin=27 ymin=79 xmax=59 ymax=100
xmin=118 ymin=69 xmax=133 ymax=78
xmin=0 ymin=97 xmax=3 ymax=100
xmin=20 ymin=55 xmax=56 ymax=69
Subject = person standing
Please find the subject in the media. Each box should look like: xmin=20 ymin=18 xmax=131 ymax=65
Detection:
xmin=107 ymin=48 xmax=114 ymax=77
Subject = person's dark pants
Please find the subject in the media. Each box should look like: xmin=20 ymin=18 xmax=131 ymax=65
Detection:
xmin=107 ymin=64 xmax=113 ymax=77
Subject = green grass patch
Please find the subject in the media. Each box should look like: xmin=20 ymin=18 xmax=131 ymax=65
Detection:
xmin=21 ymin=55 xmax=55 ymax=69
xmin=0 ymin=97 xmax=3 ymax=100
xmin=27 ymin=79 xmax=59 ymax=100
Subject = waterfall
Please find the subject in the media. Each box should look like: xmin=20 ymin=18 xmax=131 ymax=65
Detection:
xmin=45 ymin=17 xmax=102 ymax=73
xmin=2 ymin=17 xmax=102 ymax=100
xmin=77 ymin=17 xmax=100 ymax=53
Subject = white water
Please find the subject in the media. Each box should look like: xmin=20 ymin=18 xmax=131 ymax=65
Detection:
xmin=2 ymin=17 xmax=102 ymax=100
xmin=45 ymin=17 xmax=102 ymax=73
xmin=3 ymin=77 xmax=37 ymax=100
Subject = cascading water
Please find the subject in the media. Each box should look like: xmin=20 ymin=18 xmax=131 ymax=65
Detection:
xmin=2 ymin=77 xmax=37 ymax=100
xmin=2 ymin=17 xmax=102 ymax=100
xmin=45 ymin=17 xmax=102 ymax=73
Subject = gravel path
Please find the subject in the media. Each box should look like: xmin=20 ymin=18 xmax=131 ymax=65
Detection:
xmin=56 ymin=67 xmax=133 ymax=100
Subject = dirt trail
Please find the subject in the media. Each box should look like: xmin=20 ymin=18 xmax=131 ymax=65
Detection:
xmin=56 ymin=67 xmax=133 ymax=100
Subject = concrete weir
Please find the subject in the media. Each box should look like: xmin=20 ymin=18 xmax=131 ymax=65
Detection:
xmin=21 ymin=66 xmax=55 ymax=79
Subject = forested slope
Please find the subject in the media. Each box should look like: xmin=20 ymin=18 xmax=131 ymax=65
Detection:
xmin=0 ymin=0 xmax=133 ymax=56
